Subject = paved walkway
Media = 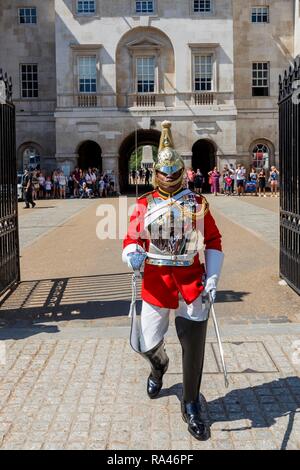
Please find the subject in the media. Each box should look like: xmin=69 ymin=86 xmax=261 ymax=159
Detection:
xmin=208 ymin=195 xmax=279 ymax=249
xmin=0 ymin=323 xmax=299 ymax=450
xmin=0 ymin=195 xmax=299 ymax=450
xmin=18 ymin=199 xmax=92 ymax=251
xmin=12 ymin=196 xmax=300 ymax=320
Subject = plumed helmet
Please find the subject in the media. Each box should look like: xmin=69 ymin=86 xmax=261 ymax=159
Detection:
xmin=155 ymin=121 xmax=185 ymax=176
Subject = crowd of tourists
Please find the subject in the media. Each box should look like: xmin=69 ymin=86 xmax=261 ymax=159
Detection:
xmin=21 ymin=162 xmax=280 ymax=209
xmin=185 ymin=164 xmax=280 ymax=197
xmin=22 ymin=167 xmax=117 ymax=201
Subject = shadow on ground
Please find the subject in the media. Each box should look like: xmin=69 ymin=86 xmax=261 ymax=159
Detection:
xmin=160 ymin=376 xmax=300 ymax=450
xmin=0 ymin=274 xmax=249 ymax=326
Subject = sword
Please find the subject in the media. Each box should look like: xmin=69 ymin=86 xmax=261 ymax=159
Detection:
xmin=208 ymin=292 xmax=229 ymax=388
xmin=127 ymin=251 xmax=147 ymax=353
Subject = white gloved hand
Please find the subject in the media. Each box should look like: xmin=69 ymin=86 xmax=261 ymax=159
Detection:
xmin=122 ymin=244 xmax=146 ymax=271
xmin=127 ymin=254 xmax=137 ymax=270
xmin=204 ymin=275 xmax=217 ymax=303
xmin=204 ymin=249 xmax=224 ymax=304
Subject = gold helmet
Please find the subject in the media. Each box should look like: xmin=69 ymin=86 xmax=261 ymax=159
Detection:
xmin=155 ymin=121 xmax=185 ymax=177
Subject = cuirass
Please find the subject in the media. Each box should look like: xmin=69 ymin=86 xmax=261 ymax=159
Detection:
xmin=145 ymin=192 xmax=205 ymax=266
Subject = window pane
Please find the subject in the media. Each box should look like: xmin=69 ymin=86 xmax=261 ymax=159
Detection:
xmin=19 ymin=7 xmax=37 ymax=24
xmin=77 ymin=0 xmax=95 ymax=13
xmin=21 ymin=64 xmax=38 ymax=98
xmin=78 ymin=57 xmax=97 ymax=93
xmin=194 ymin=54 xmax=213 ymax=91
xmin=136 ymin=57 xmax=155 ymax=93
xmin=136 ymin=1 xmax=154 ymax=14
xmin=251 ymin=6 xmax=269 ymax=23
xmin=252 ymin=62 xmax=269 ymax=94
xmin=194 ymin=0 xmax=212 ymax=13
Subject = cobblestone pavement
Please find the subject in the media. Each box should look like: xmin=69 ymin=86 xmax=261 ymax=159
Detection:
xmin=0 ymin=323 xmax=299 ymax=450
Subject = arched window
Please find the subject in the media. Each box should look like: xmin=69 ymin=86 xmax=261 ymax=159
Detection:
xmin=23 ymin=146 xmax=41 ymax=170
xmin=252 ymin=143 xmax=270 ymax=169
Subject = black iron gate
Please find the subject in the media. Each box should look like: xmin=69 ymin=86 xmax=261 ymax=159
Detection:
xmin=278 ymin=58 xmax=300 ymax=295
xmin=0 ymin=69 xmax=20 ymax=298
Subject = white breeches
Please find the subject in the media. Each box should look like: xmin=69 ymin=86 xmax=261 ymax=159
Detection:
xmin=140 ymin=294 xmax=209 ymax=353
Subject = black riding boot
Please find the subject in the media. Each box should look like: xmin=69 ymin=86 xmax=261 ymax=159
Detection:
xmin=141 ymin=340 xmax=169 ymax=399
xmin=175 ymin=317 xmax=210 ymax=441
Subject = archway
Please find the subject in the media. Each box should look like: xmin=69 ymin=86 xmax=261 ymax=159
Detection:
xmin=192 ymin=139 xmax=217 ymax=192
xmin=116 ymin=27 xmax=175 ymax=108
xmin=17 ymin=142 xmax=43 ymax=172
xmin=77 ymin=140 xmax=102 ymax=171
xmin=249 ymin=139 xmax=275 ymax=171
xmin=119 ymin=129 xmax=161 ymax=193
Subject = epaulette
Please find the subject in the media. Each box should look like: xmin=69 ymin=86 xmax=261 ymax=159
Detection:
xmin=199 ymin=194 xmax=209 ymax=206
xmin=138 ymin=190 xmax=155 ymax=200
xmin=200 ymin=195 xmax=210 ymax=215
xmin=193 ymin=193 xmax=210 ymax=217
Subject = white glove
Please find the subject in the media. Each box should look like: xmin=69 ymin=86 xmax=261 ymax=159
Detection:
xmin=126 ymin=255 xmax=135 ymax=269
xmin=204 ymin=249 xmax=224 ymax=303
xmin=204 ymin=275 xmax=217 ymax=302
xmin=122 ymin=244 xmax=146 ymax=270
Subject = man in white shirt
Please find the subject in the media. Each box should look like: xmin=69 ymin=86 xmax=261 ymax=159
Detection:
xmin=235 ymin=164 xmax=246 ymax=196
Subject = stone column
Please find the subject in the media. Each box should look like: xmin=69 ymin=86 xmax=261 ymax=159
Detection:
xmin=55 ymin=153 xmax=77 ymax=174
xmin=180 ymin=151 xmax=193 ymax=169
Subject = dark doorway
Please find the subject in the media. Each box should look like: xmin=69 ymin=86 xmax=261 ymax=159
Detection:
xmin=77 ymin=141 xmax=102 ymax=171
xmin=119 ymin=129 xmax=161 ymax=194
xmin=192 ymin=139 xmax=216 ymax=193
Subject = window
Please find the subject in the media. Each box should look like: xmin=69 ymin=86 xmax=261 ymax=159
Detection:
xmin=252 ymin=144 xmax=270 ymax=169
xmin=193 ymin=0 xmax=212 ymax=13
xmin=136 ymin=57 xmax=155 ymax=93
xmin=77 ymin=1 xmax=95 ymax=14
xmin=20 ymin=64 xmax=38 ymax=98
xmin=135 ymin=1 xmax=154 ymax=14
xmin=78 ymin=57 xmax=97 ymax=93
xmin=19 ymin=7 xmax=37 ymax=24
xmin=194 ymin=55 xmax=213 ymax=91
xmin=251 ymin=6 xmax=269 ymax=23
xmin=252 ymin=62 xmax=269 ymax=96
xmin=23 ymin=146 xmax=41 ymax=170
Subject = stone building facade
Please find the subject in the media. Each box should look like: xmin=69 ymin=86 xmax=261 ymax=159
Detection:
xmin=0 ymin=0 xmax=299 ymax=192
xmin=0 ymin=0 xmax=56 ymax=171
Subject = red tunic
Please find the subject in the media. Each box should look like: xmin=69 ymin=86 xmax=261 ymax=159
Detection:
xmin=123 ymin=189 xmax=222 ymax=309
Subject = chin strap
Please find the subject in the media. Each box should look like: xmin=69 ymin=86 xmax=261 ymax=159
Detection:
xmin=155 ymin=171 xmax=184 ymax=191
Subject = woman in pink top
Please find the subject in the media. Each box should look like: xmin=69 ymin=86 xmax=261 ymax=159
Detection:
xmin=208 ymin=167 xmax=220 ymax=196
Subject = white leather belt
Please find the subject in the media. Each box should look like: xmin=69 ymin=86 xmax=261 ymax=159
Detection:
xmin=146 ymin=252 xmax=197 ymax=261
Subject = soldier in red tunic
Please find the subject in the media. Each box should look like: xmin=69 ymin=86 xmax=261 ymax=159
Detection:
xmin=122 ymin=121 xmax=224 ymax=441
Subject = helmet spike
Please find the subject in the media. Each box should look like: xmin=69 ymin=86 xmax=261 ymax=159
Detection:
xmin=158 ymin=121 xmax=175 ymax=152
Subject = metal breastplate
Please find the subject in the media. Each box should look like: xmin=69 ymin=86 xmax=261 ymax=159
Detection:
xmin=145 ymin=192 xmax=204 ymax=267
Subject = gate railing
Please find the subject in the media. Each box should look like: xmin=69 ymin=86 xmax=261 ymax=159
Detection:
xmin=278 ymin=57 xmax=300 ymax=295
xmin=0 ymin=69 xmax=20 ymax=298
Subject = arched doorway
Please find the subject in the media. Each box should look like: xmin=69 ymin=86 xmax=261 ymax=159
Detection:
xmin=192 ymin=139 xmax=216 ymax=192
xmin=17 ymin=142 xmax=43 ymax=172
xmin=119 ymin=129 xmax=161 ymax=193
xmin=249 ymin=140 xmax=274 ymax=171
xmin=77 ymin=140 xmax=102 ymax=171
